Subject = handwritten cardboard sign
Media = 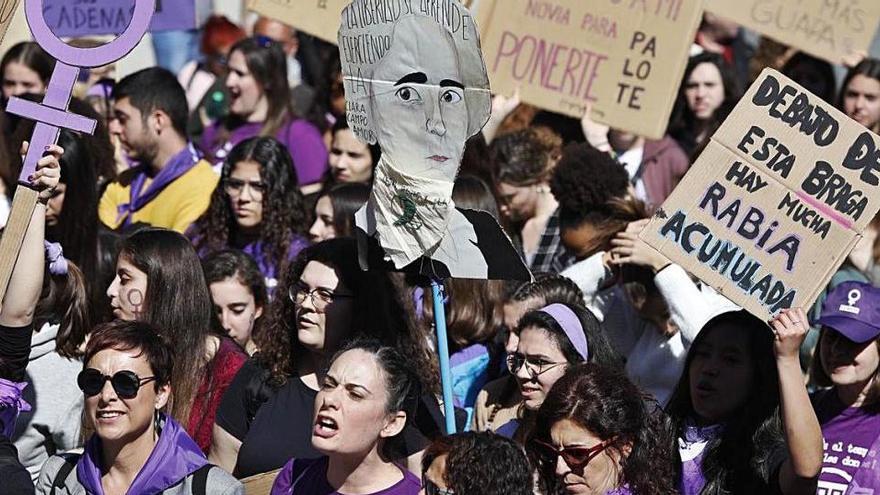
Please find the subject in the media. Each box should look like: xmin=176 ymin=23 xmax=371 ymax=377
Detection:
xmin=640 ymin=68 xmax=880 ymax=319
xmin=706 ymin=0 xmax=880 ymax=64
xmin=0 ymin=0 xmax=18 ymax=45
xmin=476 ymin=0 xmax=702 ymax=140
xmin=247 ymin=0 xmax=348 ymax=44
xmin=42 ymin=0 xmax=194 ymax=37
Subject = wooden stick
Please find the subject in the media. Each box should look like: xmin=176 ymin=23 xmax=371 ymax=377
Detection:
xmin=0 ymin=188 xmax=39 ymax=311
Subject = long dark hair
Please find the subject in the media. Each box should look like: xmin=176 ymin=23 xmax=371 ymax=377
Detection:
xmin=203 ymin=249 xmax=268 ymax=343
xmin=839 ymin=58 xmax=880 ymax=131
xmin=256 ymin=238 xmax=439 ymax=393
xmin=323 ymin=182 xmax=369 ymax=238
xmin=515 ymin=304 xmax=620 ymax=368
xmin=528 ymin=363 xmax=676 ymax=495
xmin=191 ymin=137 xmax=307 ymax=276
xmin=0 ymin=41 xmax=54 ymax=92
xmin=665 ymin=310 xmax=783 ymax=494
xmin=118 ymin=228 xmax=215 ymax=423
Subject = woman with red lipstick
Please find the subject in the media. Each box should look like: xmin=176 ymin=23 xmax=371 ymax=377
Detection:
xmin=190 ymin=137 xmax=309 ymax=292
xmin=666 ymin=309 xmax=823 ymax=495
xmin=210 ymin=239 xmax=439 ymax=479
xmin=497 ymin=302 xmax=620 ymax=441
xmin=270 ymin=340 xmax=421 ymax=494
xmin=527 ymin=363 xmax=675 ymax=495
xmin=809 ymin=282 xmax=880 ymax=493
xmin=839 ymin=59 xmax=880 ymax=135
xmin=199 ymin=37 xmax=328 ymax=190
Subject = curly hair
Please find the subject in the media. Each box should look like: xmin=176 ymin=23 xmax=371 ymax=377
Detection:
xmin=422 ymin=431 xmax=533 ymax=495
xmin=493 ymin=127 xmax=563 ymax=186
xmin=528 ymin=363 xmax=677 ymax=495
xmin=549 ymin=143 xmax=630 ymax=227
xmin=666 ymin=310 xmax=784 ymax=494
xmin=255 ymin=238 xmax=439 ymax=394
xmin=191 ymin=137 xmax=307 ymax=277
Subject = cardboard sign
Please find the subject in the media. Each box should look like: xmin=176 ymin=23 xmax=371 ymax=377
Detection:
xmin=476 ymin=0 xmax=702 ymax=140
xmin=339 ymin=0 xmax=530 ymax=281
xmin=0 ymin=0 xmax=18 ymax=45
xmin=241 ymin=469 xmax=280 ymax=495
xmin=640 ymin=68 xmax=880 ymax=319
xmin=247 ymin=0 xmax=348 ymax=44
xmin=706 ymin=0 xmax=880 ymax=64
xmin=41 ymin=0 xmax=194 ymax=37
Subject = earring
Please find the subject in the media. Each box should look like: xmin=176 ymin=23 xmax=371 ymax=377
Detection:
xmin=153 ymin=407 xmax=161 ymax=437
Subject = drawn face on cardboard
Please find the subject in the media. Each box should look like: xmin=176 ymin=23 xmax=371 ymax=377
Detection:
xmin=367 ymin=17 xmax=470 ymax=182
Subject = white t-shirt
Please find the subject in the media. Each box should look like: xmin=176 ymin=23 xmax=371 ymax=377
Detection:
xmin=617 ymin=145 xmax=647 ymax=202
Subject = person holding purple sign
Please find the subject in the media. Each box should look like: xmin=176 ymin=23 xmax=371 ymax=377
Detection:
xmin=199 ymin=37 xmax=328 ymax=190
xmin=810 ymin=282 xmax=880 ymax=494
xmin=98 ymin=68 xmax=218 ymax=234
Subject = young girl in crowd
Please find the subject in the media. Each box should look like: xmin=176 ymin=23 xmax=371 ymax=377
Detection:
xmin=528 ymin=363 xmax=676 ymax=495
xmin=472 ymin=274 xmax=584 ymax=433
xmin=308 ymin=182 xmax=369 ymax=242
xmin=200 ymin=37 xmax=328 ymax=188
xmin=810 ymin=282 xmax=880 ymax=493
xmin=0 ymin=42 xmax=53 ymax=101
xmin=496 ymin=302 xmax=620 ymax=440
xmin=668 ymin=52 xmax=740 ymax=157
xmin=839 ymin=58 xmax=880 ymax=134
xmin=421 ymin=431 xmax=532 ymax=495
xmin=36 ymin=321 xmax=243 ymax=494
xmin=210 ymin=238 xmax=439 ymax=478
xmin=204 ymin=250 xmax=267 ymax=356
xmin=106 ymin=228 xmax=247 ymax=453
xmin=270 ymin=341 xmax=421 ymax=494
xmin=325 ymin=119 xmax=379 ymax=186
xmin=667 ymin=309 xmax=823 ymax=494
xmin=190 ymin=137 xmax=309 ymax=291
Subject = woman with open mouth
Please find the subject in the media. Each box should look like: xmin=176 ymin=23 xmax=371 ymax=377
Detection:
xmin=497 ymin=302 xmax=620 ymax=441
xmin=270 ymin=340 xmax=421 ymax=494
xmin=36 ymin=321 xmax=242 ymax=494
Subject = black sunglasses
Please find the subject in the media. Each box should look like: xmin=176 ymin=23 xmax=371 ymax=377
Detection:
xmin=77 ymin=368 xmax=156 ymax=399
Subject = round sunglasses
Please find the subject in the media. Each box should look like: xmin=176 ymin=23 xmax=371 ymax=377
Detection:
xmin=531 ymin=438 xmax=612 ymax=472
xmin=77 ymin=368 xmax=156 ymax=399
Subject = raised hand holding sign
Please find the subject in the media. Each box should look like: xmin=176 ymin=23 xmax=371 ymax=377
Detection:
xmin=0 ymin=0 xmax=153 ymax=309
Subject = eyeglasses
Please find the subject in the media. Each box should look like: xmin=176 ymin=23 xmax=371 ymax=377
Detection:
xmin=422 ymin=478 xmax=454 ymax=495
xmin=506 ymin=352 xmax=566 ymax=379
xmin=223 ymin=178 xmax=267 ymax=198
xmin=77 ymin=369 xmax=156 ymax=399
xmin=531 ymin=438 xmax=611 ymax=473
xmin=289 ymin=282 xmax=354 ymax=311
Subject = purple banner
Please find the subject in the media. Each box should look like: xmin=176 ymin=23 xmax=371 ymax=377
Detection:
xmin=42 ymin=0 xmax=195 ymax=37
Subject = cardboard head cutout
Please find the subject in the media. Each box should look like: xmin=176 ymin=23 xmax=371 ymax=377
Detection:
xmin=339 ymin=0 xmax=529 ymax=281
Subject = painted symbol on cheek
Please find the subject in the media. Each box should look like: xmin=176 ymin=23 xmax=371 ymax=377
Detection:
xmin=126 ymin=288 xmax=145 ymax=319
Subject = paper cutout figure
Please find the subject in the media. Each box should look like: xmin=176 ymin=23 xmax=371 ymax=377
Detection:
xmin=338 ymin=0 xmax=530 ymax=280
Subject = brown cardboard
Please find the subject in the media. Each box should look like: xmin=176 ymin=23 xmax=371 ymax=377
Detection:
xmin=0 ymin=0 xmax=17 ymax=46
xmin=247 ymin=0 xmax=348 ymax=44
xmin=476 ymin=0 xmax=702 ymax=139
xmin=639 ymin=68 xmax=880 ymax=320
xmin=241 ymin=469 xmax=280 ymax=495
xmin=706 ymin=0 xmax=880 ymax=64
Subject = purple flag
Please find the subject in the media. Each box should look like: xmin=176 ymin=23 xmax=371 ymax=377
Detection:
xmin=42 ymin=0 xmax=195 ymax=36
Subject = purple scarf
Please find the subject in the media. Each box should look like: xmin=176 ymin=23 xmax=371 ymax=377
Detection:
xmin=76 ymin=414 xmax=208 ymax=495
xmin=116 ymin=143 xmax=202 ymax=227
xmin=0 ymin=378 xmax=30 ymax=437
xmin=678 ymin=421 xmax=724 ymax=495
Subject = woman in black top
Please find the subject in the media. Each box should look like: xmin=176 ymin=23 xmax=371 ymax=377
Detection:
xmin=209 ymin=238 xmax=440 ymax=478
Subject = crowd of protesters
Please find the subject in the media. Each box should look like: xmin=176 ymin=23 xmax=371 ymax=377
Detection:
xmin=0 ymin=6 xmax=875 ymax=495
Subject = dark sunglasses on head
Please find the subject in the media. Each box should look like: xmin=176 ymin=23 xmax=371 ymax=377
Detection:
xmin=531 ymin=438 xmax=611 ymax=472
xmin=422 ymin=478 xmax=454 ymax=495
xmin=77 ymin=368 xmax=156 ymax=399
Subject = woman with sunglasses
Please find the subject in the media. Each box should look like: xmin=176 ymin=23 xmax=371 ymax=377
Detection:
xmin=106 ymin=228 xmax=247 ymax=454
xmin=36 ymin=320 xmax=243 ymax=494
xmin=498 ymin=302 xmax=620 ymax=440
xmin=190 ymin=137 xmax=309 ymax=292
xmin=199 ymin=36 xmax=328 ymax=191
xmin=210 ymin=238 xmax=439 ymax=478
xmin=421 ymin=431 xmax=532 ymax=495
xmin=270 ymin=340 xmax=421 ymax=494
xmin=527 ymin=363 xmax=676 ymax=495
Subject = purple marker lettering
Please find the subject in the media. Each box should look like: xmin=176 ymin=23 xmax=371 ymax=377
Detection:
xmin=6 ymin=0 xmax=154 ymax=185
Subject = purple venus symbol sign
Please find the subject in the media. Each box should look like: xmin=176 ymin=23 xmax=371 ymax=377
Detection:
xmin=7 ymin=0 xmax=153 ymax=183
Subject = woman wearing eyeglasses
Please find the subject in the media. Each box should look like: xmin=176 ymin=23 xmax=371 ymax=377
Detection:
xmin=190 ymin=137 xmax=309 ymax=292
xmin=497 ymin=302 xmax=620 ymax=440
xmin=199 ymin=36 xmax=328 ymax=192
xmin=36 ymin=320 xmax=243 ymax=494
xmin=526 ymin=363 xmax=676 ymax=495
xmin=210 ymin=238 xmax=439 ymax=479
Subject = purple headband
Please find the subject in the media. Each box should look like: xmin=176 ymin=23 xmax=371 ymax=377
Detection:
xmin=539 ymin=304 xmax=589 ymax=361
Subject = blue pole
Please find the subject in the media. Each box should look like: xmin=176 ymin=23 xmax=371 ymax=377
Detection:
xmin=431 ymin=279 xmax=456 ymax=435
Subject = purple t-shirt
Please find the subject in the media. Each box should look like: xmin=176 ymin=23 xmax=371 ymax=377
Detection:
xmin=814 ymin=390 xmax=880 ymax=494
xmin=270 ymin=457 xmax=420 ymax=495
xmin=200 ymin=119 xmax=328 ymax=185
